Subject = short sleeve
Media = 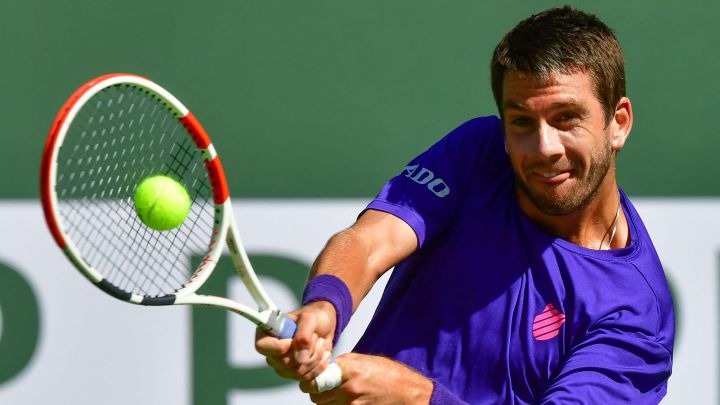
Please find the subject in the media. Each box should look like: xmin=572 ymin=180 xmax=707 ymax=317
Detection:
xmin=365 ymin=116 xmax=505 ymax=246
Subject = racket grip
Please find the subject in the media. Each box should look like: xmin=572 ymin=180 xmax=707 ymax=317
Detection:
xmin=275 ymin=316 xmax=343 ymax=393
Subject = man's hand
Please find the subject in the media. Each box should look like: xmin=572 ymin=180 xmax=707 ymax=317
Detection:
xmin=255 ymin=301 xmax=337 ymax=381
xmin=300 ymin=353 xmax=433 ymax=405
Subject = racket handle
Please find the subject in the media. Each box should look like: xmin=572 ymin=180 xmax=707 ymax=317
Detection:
xmin=276 ymin=316 xmax=343 ymax=393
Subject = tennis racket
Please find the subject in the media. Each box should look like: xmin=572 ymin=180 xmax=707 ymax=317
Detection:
xmin=40 ymin=73 xmax=342 ymax=392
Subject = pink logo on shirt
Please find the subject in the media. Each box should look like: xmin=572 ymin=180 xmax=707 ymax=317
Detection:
xmin=532 ymin=304 xmax=566 ymax=341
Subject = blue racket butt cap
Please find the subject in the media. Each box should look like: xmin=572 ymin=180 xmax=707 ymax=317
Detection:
xmin=264 ymin=310 xmax=297 ymax=338
xmin=277 ymin=316 xmax=297 ymax=339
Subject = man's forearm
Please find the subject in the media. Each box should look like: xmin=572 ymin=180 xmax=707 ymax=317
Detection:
xmin=309 ymin=227 xmax=382 ymax=312
xmin=302 ymin=209 xmax=417 ymax=347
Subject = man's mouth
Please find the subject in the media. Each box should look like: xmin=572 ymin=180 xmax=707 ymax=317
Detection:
xmin=531 ymin=170 xmax=571 ymax=184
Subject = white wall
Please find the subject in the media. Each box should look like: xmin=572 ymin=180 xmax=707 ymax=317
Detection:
xmin=0 ymin=200 xmax=714 ymax=404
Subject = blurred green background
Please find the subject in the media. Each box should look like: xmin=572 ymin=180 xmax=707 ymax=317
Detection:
xmin=2 ymin=0 xmax=718 ymax=198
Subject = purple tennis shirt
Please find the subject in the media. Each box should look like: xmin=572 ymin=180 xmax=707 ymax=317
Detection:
xmin=353 ymin=116 xmax=674 ymax=404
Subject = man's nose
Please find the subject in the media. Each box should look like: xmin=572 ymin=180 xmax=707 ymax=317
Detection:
xmin=536 ymin=122 xmax=564 ymax=158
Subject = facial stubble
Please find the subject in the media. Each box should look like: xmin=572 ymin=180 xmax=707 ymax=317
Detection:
xmin=514 ymin=136 xmax=614 ymax=216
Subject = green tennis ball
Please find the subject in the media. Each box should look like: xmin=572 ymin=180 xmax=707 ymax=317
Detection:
xmin=133 ymin=175 xmax=191 ymax=231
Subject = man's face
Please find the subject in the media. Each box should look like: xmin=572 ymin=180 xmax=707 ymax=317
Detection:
xmin=502 ymin=71 xmax=616 ymax=216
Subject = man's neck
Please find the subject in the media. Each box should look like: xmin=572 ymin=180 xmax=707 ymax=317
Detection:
xmin=516 ymin=176 xmax=628 ymax=250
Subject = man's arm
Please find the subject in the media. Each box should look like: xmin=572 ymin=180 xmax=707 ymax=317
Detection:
xmin=309 ymin=209 xmax=419 ymax=310
xmin=255 ymin=209 xmax=418 ymax=381
xmin=300 ymin=353 xmax=434 ymax=404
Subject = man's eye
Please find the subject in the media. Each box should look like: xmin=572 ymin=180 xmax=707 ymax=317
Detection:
xmin=511 ymin=117 xmax=532 ymax=126
xmin=558 ymin=112 xmax=579 ymax=122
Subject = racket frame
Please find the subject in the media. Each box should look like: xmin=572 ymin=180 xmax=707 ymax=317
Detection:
xmin=41 ymin=74 xmax=289 ymax=335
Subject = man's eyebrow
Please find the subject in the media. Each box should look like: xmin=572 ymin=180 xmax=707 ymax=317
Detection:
xmin=502 ymin=100 xmax=590 ymax=113
xmin=549 ymin=100 xmax=588 ymax=112
xmin=502 ymin=101 xmax=529 ymax=111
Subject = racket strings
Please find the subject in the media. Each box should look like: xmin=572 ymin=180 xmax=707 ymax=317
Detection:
xmin=68 ymin=198 xmax=181 ymax=294
xmin=56 ymin=84 xmax=216 ymax=297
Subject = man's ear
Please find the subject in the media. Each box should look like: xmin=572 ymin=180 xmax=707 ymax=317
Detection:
xmin=609 ymin=97 xmax=633 ymax=151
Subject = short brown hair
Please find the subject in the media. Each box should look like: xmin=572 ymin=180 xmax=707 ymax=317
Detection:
xmin=491 ymin=6 xmax=625 ymax=124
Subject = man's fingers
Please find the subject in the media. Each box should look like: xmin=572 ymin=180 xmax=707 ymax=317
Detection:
xmin=299 ymin=379 xmax=314 ymax=394
xmin=301 ymin=349 xmax=332 ymax=382
xmin=262 ymin=338 xmax=331 ymax=381
xmin=255 ymin=331 xmax=292 ymax=356
xmin=308 ymin=388 xmax=345 ymax=405
xmin=294 ymin=338 xmax=329 ymax=380
xmin=293 ymin=311 xmax=319 ymax=362
xmin=255 ymin=304 xmax=338 ymax=384
xmin=299 ymin=350 xmax=342 ymax=394
xmin=265 ymin=357 xmax=294 ymax=379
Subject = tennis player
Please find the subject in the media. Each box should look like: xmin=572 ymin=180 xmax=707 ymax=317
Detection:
xmin=256 ymin=6 xmax=674 ymax=404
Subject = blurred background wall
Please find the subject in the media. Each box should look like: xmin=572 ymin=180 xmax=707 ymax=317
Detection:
xmin=0 ymin=1 xmax=717 ymax=403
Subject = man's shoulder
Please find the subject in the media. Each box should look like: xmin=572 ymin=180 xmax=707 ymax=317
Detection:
xmin=590 ymin=193 xmax=675 ymax=352
xmin=457 ymin=115 xmax=502 ymax=129
xmin=445 ymin=115 xmax=502 ymax=143
xmin=622 ymin=193 xmax=668 ymax=287
xmin=438 ymin=115 xmax=508 ymax=176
